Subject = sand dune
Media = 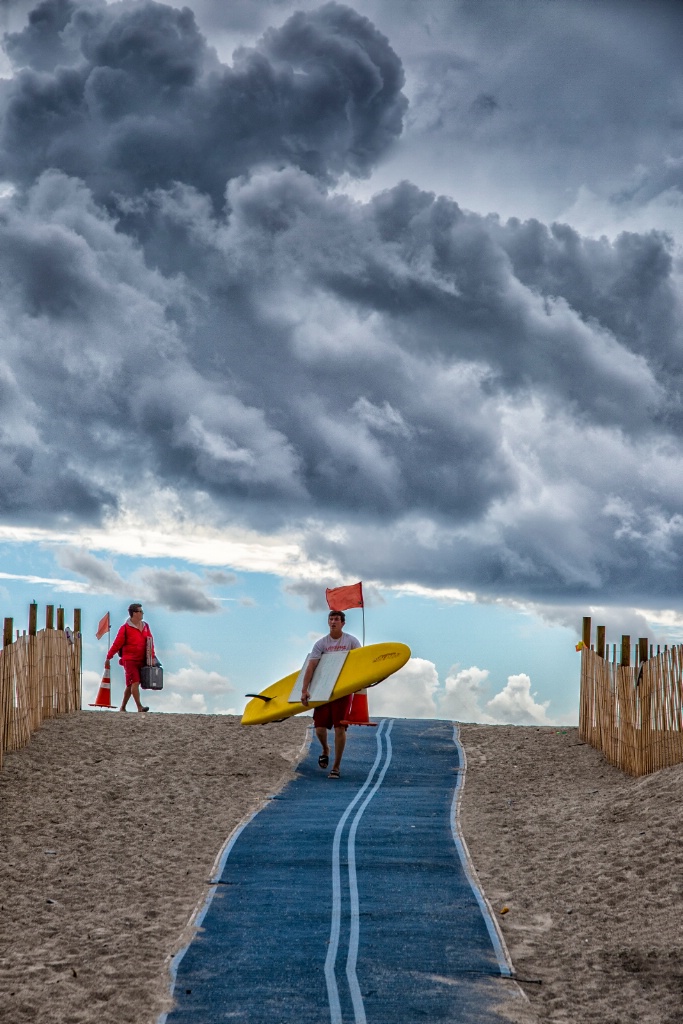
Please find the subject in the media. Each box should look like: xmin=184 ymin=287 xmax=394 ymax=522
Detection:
xmin=1 ymin=713 xmax=681 ymax=1023
xmin=460 ymin=724 xmax=683 ymax=1024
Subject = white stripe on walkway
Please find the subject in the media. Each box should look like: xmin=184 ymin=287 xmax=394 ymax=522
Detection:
xmin=345 ymin=719 xmax=394 ymax=1023
xmin=325 ymin=720 xmax=390 ymax=1024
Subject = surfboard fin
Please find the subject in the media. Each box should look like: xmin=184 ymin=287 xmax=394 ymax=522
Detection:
xmin=245 ymin=693 xmax=273 ymax=702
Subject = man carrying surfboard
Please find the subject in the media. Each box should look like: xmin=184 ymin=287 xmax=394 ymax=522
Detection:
xmin=301 ymin=611 xmax=361 ymax=778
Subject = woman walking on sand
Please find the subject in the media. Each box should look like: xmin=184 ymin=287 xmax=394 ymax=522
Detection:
xmin=107 ymin=603 xmax=155 ymax=713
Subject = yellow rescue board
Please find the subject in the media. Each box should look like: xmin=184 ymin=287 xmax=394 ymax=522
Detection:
xmin=241 ymin=642 xmax=411 ymax=725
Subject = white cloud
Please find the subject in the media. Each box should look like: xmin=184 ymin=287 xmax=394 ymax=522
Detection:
xmin=166 ymin=664 xmax=234 ymax=697
xmin=436 ymin=665 xmax=496 ymax=723
xmin=0 ymin=569 xmax=89 ymax=591
xmin=172 ymin=642 xmax=218 ymax=662
xmin=0 ymin=515 xmax=323 ymax=579
xmin=368 ymin=657 xmax=439 ymax=719
xmin=485 ymin=672 xmax=552 ymax=726
xmin=370 ymin=658 xmax=565 ymax=726
xmin=82 ymin=668 xmax=106 ymax=705
xmin=163 ymin=692 xmax=210 ymax=714
xmin=160 ymin=662 xmax=235 ymax=714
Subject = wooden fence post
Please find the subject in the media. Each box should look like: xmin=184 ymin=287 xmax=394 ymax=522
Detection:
xmin=56 ymin=607 xmax=65 ymax=631
xmin=638 ymin=638 xmax=649 ymax=663
xmin=621 ymin=635 xmax=631 ymax=667
xmin=27 ymin=603 xmax=39 ymax=732
xmin=2 ymin=620 xmax=13 ymax=758
xmin=46 ymin=605 xmax=54 ymax=630
xmin=597 ymin=626 xmax=606 ymax=659
xmin=73 ymin=609 xmax=82 ymax=711
xmin=582 ymin=617 xmax=591 ymax=648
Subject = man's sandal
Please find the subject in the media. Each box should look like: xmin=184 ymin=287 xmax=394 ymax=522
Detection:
xmin=328 ymin=768 xmax=341 ymax=779
xmin=318 ymin=754 xmax=329 ymax=769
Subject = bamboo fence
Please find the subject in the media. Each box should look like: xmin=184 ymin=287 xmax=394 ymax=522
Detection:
xmin=0 ymin=604 xmax=82 ymax=771
xmin=579 ymin=616 xmax=683 ymax=776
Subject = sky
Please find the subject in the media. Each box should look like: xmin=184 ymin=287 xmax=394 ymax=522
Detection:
xmin=1 ymin=0 xmax=683 ymax=725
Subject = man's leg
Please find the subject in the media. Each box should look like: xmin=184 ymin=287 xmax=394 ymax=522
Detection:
xmin=331 ymin=725 xmax=346 ymax=772
xmin=315 ymin=726 xmax=330 ymax=758
xmin=120 ymin=685 xmax=132 ymax=711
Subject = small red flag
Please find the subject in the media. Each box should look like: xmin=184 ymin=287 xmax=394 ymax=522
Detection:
xmin=325 ymin=582 xmax=363 ymax=612
xmin=95 ymin=611 xmax=110 ymax=640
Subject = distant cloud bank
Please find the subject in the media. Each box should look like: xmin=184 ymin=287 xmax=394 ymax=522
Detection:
xmin=369 ymin=657 xmax=566 ymax=726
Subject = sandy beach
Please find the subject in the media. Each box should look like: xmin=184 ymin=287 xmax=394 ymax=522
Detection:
xmin=1 ymin=713 xmax=682 ymax=1024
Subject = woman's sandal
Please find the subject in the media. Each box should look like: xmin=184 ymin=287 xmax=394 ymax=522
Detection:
xmin=318 ymin=754 xmax=329 ymax=769
xmin=328 ymin=768 xmax=341 ymax=779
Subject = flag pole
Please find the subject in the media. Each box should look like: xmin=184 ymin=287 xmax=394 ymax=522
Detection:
xmin=361 ymin=583 xmax=365 ymax=646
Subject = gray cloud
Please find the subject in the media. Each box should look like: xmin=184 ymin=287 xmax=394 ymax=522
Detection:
xmin=55 ymin=546 xmax=127 ymax=592
xmin=1 ymin=0 xmax=683 ymax=611
xmin=52 ymin=549 xmax=224 ymax=612
xmin=137 ymin=567 xmax=223 ymax=612
xmin=530 ymin=603 xmax=660 ymax=651
xmin=205 ymin=570 xmax=237 ymax=586
xmin=368 ymin=0 xmax=683 ymax=221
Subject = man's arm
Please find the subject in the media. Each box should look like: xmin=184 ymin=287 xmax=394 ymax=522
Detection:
xmin=301 ymin=658 xmax=320 ymax=705
xmin=107 ymin=624 xmax=126 ymax=661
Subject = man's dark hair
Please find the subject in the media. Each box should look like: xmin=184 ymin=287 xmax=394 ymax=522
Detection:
xmin=128 ymin=603 xmax=143 ymax=616
xmin=328 ymin=610 xmax=345 ymax=623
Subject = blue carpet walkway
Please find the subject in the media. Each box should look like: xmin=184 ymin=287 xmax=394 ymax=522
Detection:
xmin=161 ymin=719 xmax=521 ymax=1024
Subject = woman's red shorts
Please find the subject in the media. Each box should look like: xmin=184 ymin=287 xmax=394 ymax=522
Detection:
xmin=313 ymin=694 xmax=352 ymax=730
xmin=122 ymin=660 xmax=144 ymax=687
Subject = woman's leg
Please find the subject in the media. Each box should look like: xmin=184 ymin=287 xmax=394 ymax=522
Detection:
xmin=131 ymin=682 xmax=146 ymax=711
xmin=122 ymin=663 xmax=149 ymax=711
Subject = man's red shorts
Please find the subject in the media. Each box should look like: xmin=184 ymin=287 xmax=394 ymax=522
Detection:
xmin=313 ymin=694 xmax=352 ymax=730
xmin=122 ymin=659 xmax=143 ymax=687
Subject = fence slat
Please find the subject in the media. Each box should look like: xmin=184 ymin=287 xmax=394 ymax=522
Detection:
xmin=0 ymin=608 xmax=82 ymax=771
xmin=581 ymin=644 xmax=683 ymax=776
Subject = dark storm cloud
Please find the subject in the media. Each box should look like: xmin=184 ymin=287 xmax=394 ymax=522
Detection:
xmin=0 ymin=352 xmax=117 ymax=523
xmin=1 ymin=0 xmax=683 ymax=608
xmin=401 ymin=0 xmax=683 ymax=179
xmin=1 ymin=0 xmax=406 ymax=205
xmin=3 ymin=0 xmax=79 ymax=70
xmin=494 ymin=219 xmax=681 ymax=372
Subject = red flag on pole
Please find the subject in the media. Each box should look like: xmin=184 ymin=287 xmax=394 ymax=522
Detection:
xmin=95 ymin=611 xmax=110 ymax=640
xmin=325 ymin=582 xmax=363 ymax=611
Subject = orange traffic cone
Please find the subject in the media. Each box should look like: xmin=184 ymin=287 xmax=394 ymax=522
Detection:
xmin=89 ymin=659 xmax=115 ymax=709
xmin=341 ymin=689 xmax=377 ymax=726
